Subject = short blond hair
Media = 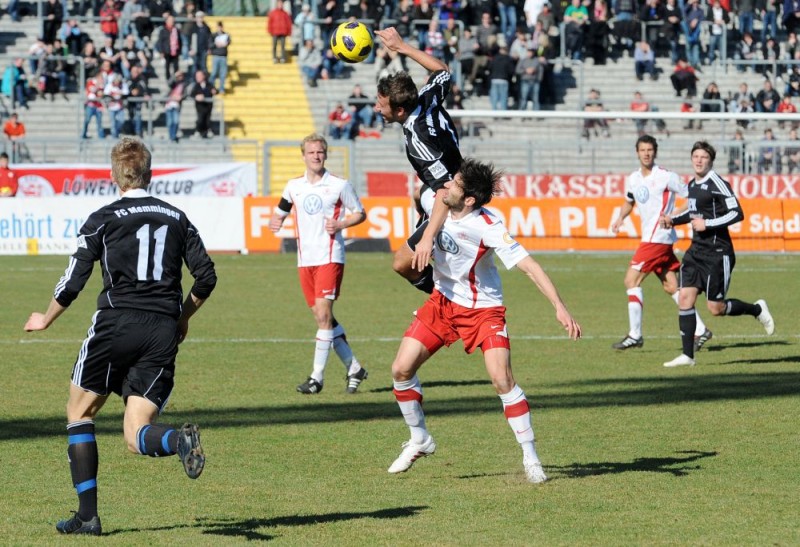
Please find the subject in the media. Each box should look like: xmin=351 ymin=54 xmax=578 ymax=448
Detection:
xmin=300 ymin=133 xmax=328 ymax=155
xmin=111 ymin=137 xmax=152 ymax=191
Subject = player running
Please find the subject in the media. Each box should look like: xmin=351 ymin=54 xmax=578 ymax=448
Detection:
xmin=386 ymin=158 xmax=581 ymax=483
xmin=660 ymin=141 xmax=775 ymax=367
xmin=373 ymin=26 xmax=462 ymax=294
xmin=611 ymin=134 xmax=712 ymax=352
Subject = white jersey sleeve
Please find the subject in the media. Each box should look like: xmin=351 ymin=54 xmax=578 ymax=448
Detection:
xmin=628 ymin=165 xmax=681 ymax=244
xmin=433 ymin=208 xmax=529 ymax=309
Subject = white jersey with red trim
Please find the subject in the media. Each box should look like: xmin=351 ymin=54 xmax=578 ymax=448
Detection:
xmin=433 ymin=207 xmax=529 ymax=309
xmin=281 ymin=170 xmax=364 ymax=267
xmin=625 ymin=164 xmax=686 ymax=244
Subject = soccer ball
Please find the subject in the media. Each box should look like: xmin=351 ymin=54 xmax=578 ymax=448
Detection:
xmin=330 ymin=21 xmax=374 ymax=64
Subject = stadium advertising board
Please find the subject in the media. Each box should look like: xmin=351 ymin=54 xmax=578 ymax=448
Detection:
xmin=366 ymin=172 xmax=800 ymax=199
xmin=11 ymin=163 xmax=257 ymax=197
xmin=0 ymin=197 xmax=244 ymax=255
xmin=243 ymin=197 xmax=796 ymax=253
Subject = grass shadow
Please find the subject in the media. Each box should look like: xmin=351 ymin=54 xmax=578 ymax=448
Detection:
xmin=370 ymin=379 xmax=492 ymax=393
xmin=104 ymin=506 xmax=429 ymax=541
xmin=551 ymin=450 xmax=718 ymax=479
xmin=706 ymin=340 xmax=791 ymax=352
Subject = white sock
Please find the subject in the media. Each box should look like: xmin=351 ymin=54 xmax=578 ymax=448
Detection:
xmin=672 ymin=292 xmax=707 ymax=335
xmin=394 ymin=376 xmax=428 ymax=444
xmin=311 ymin=328 xmax=333 ymax=383
xmin=332 ymin=324 xmax=362 ymax=375
xmin=627 ymin=287 xmax=644 ymax=338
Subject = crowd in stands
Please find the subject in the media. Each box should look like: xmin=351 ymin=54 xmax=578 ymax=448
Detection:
xmin=1 ymin=0 xmax=224 ymax=143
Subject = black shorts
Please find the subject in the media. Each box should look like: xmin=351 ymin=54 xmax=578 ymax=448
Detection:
xmin=71 ymin=309 xmax=179 ymax=411
xmin=680 ymin=247 xmax=736 ymax=302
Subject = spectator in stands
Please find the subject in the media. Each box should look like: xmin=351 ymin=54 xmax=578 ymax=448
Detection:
xmin=318 ymin=0 xmax=341 ymax=49
xmin=348 ymin=84 xmax=376 ymax=129
xmin=613 ymin=0 xmax=638 ymax=54
xmin=474 ymin=11 xmax=499 ymax=84
xmin=190 ymin=11 xmax=212 ymax=72
xmin=80 ymin=40 xmax=100 ymax=78
xmin=734 ymin=32 xmax=758 ymax=72
xmin=321 ymin=48 xmax=345 ymax=80
xmin=424 ymin=19 xmax=446 ymax=62
xmin=413 ymin=0 xmax=436 ymax=53
xmin=670 ymin=58 xmax=697 ymax=97
xmin=442 ymin=17 xmax=461 ymax=66
xmin=730 ymin=85 xmax=756 ymax=129
xmin=39 ymin=43 xmax=69 ymax=101
xmin=757 ymin=127 xmax=781 ymax=173
xmin=374 ymin=43 xmax=406 ymax=83
xmin=120 ymin=34 xmax=149 ymax=80
xmin=3 ymin=113 xmax=29 ymax=163
xmin=105 ymin=73 xmax=128 ymax=138
xmin=582 ymin=88 xmax=610 ymax=138
xmin=267 ymin=1 xmax=293 ymax=64
xmin=755 ymin=79 xmax=780 ymax=113
xmin=516 ymin=46 xmax=542 ymax=111
xmin=149 ymin=0 xmax=174 ymax=24
xmin=777 ymin=94 xmax=799 ymax=129
xmin=762 ymin=36 xmax=780 ymax=76
xmin=190 ymin=69 xmax=216 ymax=138
xmin=346 ymin=0 xmax=384 ymax=41
xmin=761 ymin=0 xmax=779 ymax=44
xmin=563 ymin=0 xmax=589 ymax=60
xmin=99 ymin=36 xmax=122 ymax=74
xmin=509 ymin=28 xmax=531 ymax=62
xmin=639 ymin=0 xmax=665 ymax=48
xmin=706 ymin=0 xmax=729 ymax=65
xmin=697 ymin=81 xmax=722 ymax=130
xmin=586 ymin=0 xmax=610 ymax=65
xmin=328 ymin=102 xmax=356 ymax=140
xmin=728 ymin=128 xmax=749 ymax=173
xmin=125 ymin=65 xmax=149 ymax=136
xmin=738 ymin=0 xmax=756 ymax=37
xmin=392 ymin=0 xmax=413 ymax=40
xmin=681 ymin=100 xmax=697 ymax=129
xmin=634 ymin=41 xmax=657 ymax=80
xmin=209 ymin=21 xmax=230 ymax=94
xmin=536 ymin=2 xmax=557 ymax=36
xmin=299 ymin=39 xmax=322 ymax=87
xmin=0 ymin=153 xmax=18 ymax=197
xmin=630 ymin=91 xmax=668 ymax=136
xmin=663 ymin=0 xmax=682 ymax=63
xmin=295 ymin=4 xmax=317 ymax=43
xmin=82 ymin=74 xmax=106 ymax=139
xmin=534 ymin=32 xmax=557 ymax=107
xmin=786 ymin=64 xmax=800 ymax=96
xmin=457 ymin=28 xmax=479 ymax=93
xmin=179 ymin=1 xmax=197 ymax=61
xmin=782 ymin=0 xmax=800 ymax=36
xmin=497 ymin=0 xmax=518 ymax=45
xmin=43 ymin=0 xmax=64 ymax=45
xmin=27 ymin=37 xmax=47 ymax=77
xmin=487 ymin=44 xmax=516 ymax=110
xmin=2 ymin=58 xmax=29 ymax=110
xmin=165 ymin=70 xmax=188 ymax=142
xmin=99 ymin=0 xmax=121 ymax=43
xmin=156 ymin=14 xmax=183 ymax=82
xmin=683 ymin=0 xmax=704 ymax=69
xmin=785 ymin=127 xmax=800 ymax=172
xmin=7 ymin=0 xmax=21 ymax=22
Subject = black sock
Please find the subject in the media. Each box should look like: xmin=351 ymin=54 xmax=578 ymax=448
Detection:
xmin=67 ymin=421 xmax=98 ymax=520
xmin=410 ymin=264 xmax=434 ymax=294
xmin=136 ymin=424 xmax=178 ymax=457
xmin=679 ymin=308 xmax=697 ymax=358
xmin=724 ymin=299 xmax=760 ymax=317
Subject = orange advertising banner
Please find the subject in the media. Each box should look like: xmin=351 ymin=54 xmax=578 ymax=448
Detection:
xmin=243 ymin=196 xmax=798 ymax=253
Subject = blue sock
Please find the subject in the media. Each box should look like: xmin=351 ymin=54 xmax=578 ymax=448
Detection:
xmin=136 ymin=424 xmax=178 ymax=457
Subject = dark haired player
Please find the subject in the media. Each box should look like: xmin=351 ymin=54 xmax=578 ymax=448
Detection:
xmin=25 ymin=137 xmax=217 ymax=535
xmin=660 ymin=141 xmax=774 ymax=367
xmin=374 ymin=26 xmax=462 ymax=294
xmin=386 ymin=158 xmax=581 ymax=483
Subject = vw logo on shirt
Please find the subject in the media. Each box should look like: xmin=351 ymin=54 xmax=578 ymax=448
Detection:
xmin=303 ymin=194 xmax=323 ymax=215
xmin=437 ymin=231 xmax=459 ymax=254
xmin=635 ymin=185 xmax=650 ymax=203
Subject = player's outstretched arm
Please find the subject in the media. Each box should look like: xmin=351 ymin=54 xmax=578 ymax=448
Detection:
xmin=611 ymin=200 xmax=634 ymax=234
xmin=412 ymin=189 xmax=448 ymax=271
xmin=375 ymin=27 xmax=448 ymax=73
xmin=516 ymin=255 xmax=582 ymax=340
xmin=24 ymin=298 xmax=68 ymax=332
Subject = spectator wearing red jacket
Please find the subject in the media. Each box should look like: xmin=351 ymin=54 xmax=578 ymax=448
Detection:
xmin=0 ymin=153 xmax=18 ymax=197
xmin=99 ymin=0 xmax=121 ymax=43
xmin=267 ymin=1 xmax=293 ymax=64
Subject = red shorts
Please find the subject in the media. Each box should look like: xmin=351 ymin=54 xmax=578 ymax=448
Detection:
xmin=298 ymin=263 xmax=344 ymax=307
xmin=406 ymin=290 xmax=510 ymax=354
xmin=629 ymin=242 xmax=680 ymax=275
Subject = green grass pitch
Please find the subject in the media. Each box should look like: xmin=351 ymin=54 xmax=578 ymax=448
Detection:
xmin=1 ymin=252 xmax=798 ymax=544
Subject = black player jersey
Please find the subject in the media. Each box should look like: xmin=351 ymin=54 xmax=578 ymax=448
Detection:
xmin=671 ymin=169 xmax=744 ymax=254
xmin=402 ymin=70 xmax=462 ymax=192
xmin=54 ymin=191 xmax=217 ymax=318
